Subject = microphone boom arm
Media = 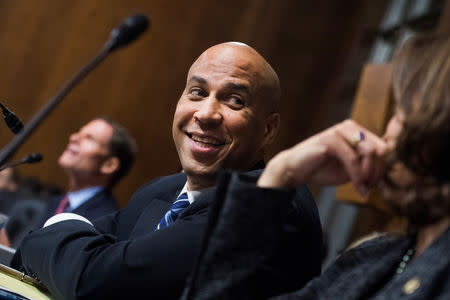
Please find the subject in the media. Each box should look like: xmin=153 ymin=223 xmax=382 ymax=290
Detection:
xmin=0 ymin=13 xmax=148 ymax=168
xmin=0 ymin=46 xmax=110 ymax=167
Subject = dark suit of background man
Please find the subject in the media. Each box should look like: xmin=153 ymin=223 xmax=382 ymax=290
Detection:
xmin=14 ymin=42 xmax=324 ymax=300
xmin=2 ymin=117 xmax=137 ymax=248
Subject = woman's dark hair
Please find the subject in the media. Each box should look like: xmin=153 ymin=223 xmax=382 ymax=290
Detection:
xmin=386 ymin=32 xmax=450 ymax=226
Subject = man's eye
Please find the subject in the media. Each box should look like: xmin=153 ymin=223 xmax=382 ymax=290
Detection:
xmin=226 ymin=96 xmax=245 ymax=109
xmin=189 ymin=88 xmax=207 ymax=98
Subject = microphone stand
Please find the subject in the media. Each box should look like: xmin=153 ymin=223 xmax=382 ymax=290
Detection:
xmin=0 ymin=161 xmax=23 ymax=172
xmin=0 ymin=14 xmax=149 ymax=166
xmin=0 ymin=13 xmax=149 ymax=168
xmin=0 ymin=160 xmax=36 ymax=172
xmin=0 ymin=45 xmax=111 ymax=168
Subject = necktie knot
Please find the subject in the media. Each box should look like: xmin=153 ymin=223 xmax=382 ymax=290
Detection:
xmin=156 ymin=193 xmax=190 ymax=231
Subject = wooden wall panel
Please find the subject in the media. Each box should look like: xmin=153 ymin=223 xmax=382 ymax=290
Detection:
xmin=438 ymin=0 xmax=450 ymax=33
xmin=0 ymin=0 xmax=387 ymax=206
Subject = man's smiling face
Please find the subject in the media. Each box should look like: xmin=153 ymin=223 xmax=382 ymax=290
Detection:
xmin=172 ymin=43 xmax=279 ymax=189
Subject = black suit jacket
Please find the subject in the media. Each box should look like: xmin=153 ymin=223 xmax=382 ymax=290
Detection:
xmin=17 ymin=171 xmax=322 ymax=300
xmin=18 ymin=173 xmax=205 ymax=300
xmin=182 ymin=171 xmax=324 ymax=300
xmin=8 ymin=188 xmax=119 ymax=264
xmin=37 ymin=188 xmax=119 ymax=228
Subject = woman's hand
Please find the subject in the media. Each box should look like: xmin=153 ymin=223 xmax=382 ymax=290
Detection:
xmin=258 ymin=120 xmax=388 ymax=195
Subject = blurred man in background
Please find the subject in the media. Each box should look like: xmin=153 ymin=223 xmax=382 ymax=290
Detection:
xmin=2 ymin=117 xmax=137 ymax=249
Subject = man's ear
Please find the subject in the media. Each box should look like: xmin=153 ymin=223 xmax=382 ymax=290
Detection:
xmin=263 ymin=113 xmax=280 ymax=146
xmin=100 ymin=157 xmax=120 ymax=176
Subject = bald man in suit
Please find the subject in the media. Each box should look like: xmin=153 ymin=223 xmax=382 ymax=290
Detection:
xmin=14 ymin=43 xmax=323 ymax=300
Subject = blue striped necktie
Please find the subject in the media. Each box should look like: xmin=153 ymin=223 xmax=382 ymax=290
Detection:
xmin=155 ymin=192 xmax=190 ymax=231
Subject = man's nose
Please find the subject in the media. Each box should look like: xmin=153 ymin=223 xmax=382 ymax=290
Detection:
xmin=193 ymin=97 xmax=223 ymax=126
xmin=69 ymin=132 xmax=80 ymax=142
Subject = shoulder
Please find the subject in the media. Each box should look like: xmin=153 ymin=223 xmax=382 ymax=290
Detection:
xmin=127 ymin=173 xmax=187 ymax=206
xmin=72 ymin=190 xmax=119 ymax=219
xmin=48 ymin=194 xmax=64 ymax=204
xmin=91 ymin=189 xmax=115 ymax=201
xmin=243 ymin=168 xmax=264 ymax=177
xmin=43 ymin=194 xmax=65 ymax=213
xmin=345 ymin=232 xmax=389 ymax=251
xmin=133 ymin=173 xmax=187 ymax=195
xmin=350 ymin=233 xmax=405 ymax=250
xmin=98 ymin=189 xmax=117 ymax=203
xmin=337 ymin=233 xmax=409 ymax=264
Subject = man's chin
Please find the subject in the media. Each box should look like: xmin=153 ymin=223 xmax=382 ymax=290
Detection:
xmin=184 ymin=165 xmax=219 ymax=177
xmin=58 ymin=153 xmax=75 ymax=167
xmin=182 ymin=162 xmax=221 ymax=182
xmin=58 ymin=160 xmax=71 ymax=169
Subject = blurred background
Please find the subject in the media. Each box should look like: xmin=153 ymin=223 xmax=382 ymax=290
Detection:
xmin=0 ymin=0 xmax=447 ymax=263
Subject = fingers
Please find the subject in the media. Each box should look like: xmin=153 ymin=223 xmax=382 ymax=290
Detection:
xmin=358 ymin=142 xmax=384 ymax=190
xmin=357 ymin=128 xmax=388 ymax=156
xmin=353 ymin=126 xmax=387 ymax=187
xmin=333 ymin=120 xmax=387 ymax=195
xmin=259 ymin=119 xmax=387 ymax=193
xmin=331 ymin=127 xmax=368 ymax=194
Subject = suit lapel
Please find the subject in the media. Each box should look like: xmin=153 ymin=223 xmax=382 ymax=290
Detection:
xmin=140 ymin=199 xmax=173 ymax=231
xmin=37 ymin=195 xmax=66 ymax=228
xmin=44 ymin=195 xmax=64 ymax=218
xmin=180 ymin=187 xmax=215 ymax=218
xmin=129 ymin=176 xmax=185 ymax=237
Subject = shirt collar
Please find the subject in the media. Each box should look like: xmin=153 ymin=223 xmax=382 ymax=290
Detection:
xmin=66 ymin=186 xmax=103 ymax=210
xmin=178 ymin=161 xmax=264 ymax=203
xmin=178 ymin=182 xmax=212 ymax=204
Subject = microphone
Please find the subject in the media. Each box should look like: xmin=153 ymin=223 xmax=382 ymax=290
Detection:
xmin=0 ymin=103 xmax=24 ymax=134
xmin=0 ymin=153 xmax=43 ymax=171
xmin=0 ymin=14 xmax=150 ymax=167
xmin=104 ymin=14 xmax=150 ymax=52
xmin=20 ymin=153 xmax=43 ymax=164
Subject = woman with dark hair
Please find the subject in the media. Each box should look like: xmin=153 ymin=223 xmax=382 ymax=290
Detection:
xmin=182 ymin=33 xmax=450 ymax=300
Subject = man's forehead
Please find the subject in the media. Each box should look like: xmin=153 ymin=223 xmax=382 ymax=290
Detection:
xmin=187 ymin=47 xmax=261 ymax=87
xmin=80 ymin=120 xmax=113 ymax=141
xmin=184 ymin=43 xmax=280 ymax=111
xmin=82 ymin=119 xmax=108 ymax=131
xmin=191 ymin=45 xmax=258 ymax=72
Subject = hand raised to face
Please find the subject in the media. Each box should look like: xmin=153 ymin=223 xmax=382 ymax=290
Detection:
xmin=258 ymin=119 xmax=388 ymax=195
